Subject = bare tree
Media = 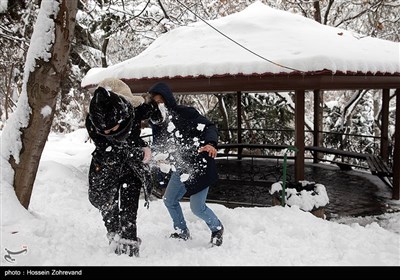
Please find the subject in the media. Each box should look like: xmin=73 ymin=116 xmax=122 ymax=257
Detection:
xmin=7 ymin=0 xmax=78 ymax=209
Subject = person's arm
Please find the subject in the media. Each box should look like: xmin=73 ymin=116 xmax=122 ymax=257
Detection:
xmin=135 ymin=100 xmax=163 ymax=124
xmin=198 ymin=121 xmax=218 ymax=158
xmin=189 ymin=111 xmax=218 ymax=158
xmin=202 ymin=121 xmax=218 ymax=147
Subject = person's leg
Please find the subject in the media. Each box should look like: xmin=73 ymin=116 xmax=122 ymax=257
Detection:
xmin=89 ymin=162 xmax=129 ymax=251
xmin=163 ymin=172 xmax=188 ymax=232
xmin=119 ymin=179 xmax=141 ymax=241
xmin=190 ymin=187 xmax=224 ymax=246
xmin=189 ymin=187 xmax=222 ymax=232
xmin=101 ymin=200 xmax=120 ymax=235
xmin=118 ymin=174 xmax=141 ymax=257
xmin=88 ymin=162 xmax=120 ymax=235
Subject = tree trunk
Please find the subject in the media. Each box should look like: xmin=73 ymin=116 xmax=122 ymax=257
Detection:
xmin=4 ymin=64 xmax=16 ymax=120
xmin=101 ymin=37 xmax=109 ymax=67
xmin=216 ymin=94 xmax=231 ymax=144
xmin=313 ymin=1 xmax=322 ymax=23
xmin=10 ymin=0 xmax=78 ymax=209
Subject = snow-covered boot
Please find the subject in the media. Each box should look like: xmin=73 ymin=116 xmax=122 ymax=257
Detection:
xmin=170 ymin=228 xmax=191 ymax=241
xmin=116 ymin=238 xmax=141 ymax=257
xmin=106 ymin=232 xmax=118 ymax=252
xmin=210 ymin=224 xmax=224 ymax=246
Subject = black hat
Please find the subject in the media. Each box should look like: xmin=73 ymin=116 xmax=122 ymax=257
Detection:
xmin=89 ymin=87 xmax=134 ymax=141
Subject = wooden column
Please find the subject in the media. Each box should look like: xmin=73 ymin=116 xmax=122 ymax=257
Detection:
xmin=295 ymin=90 xmax=305 ymax=181
xmin=381 ymin=89 xmax=390 ymax=162
xmin=313 ymin=89 xmax=322 ymax=163
xmin=392 ymin=89 xmax=400 ymax=200
xmin=237 ymin=91 xmax=243 ymax=159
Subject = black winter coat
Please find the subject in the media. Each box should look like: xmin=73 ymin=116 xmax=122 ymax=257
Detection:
xmin=86 ymin=102 xmax=162 ymax=204
xmin=86 ymin=101 xmax=161 ymax=241
xmin=149 ymin=82 xmax=218 ymax=196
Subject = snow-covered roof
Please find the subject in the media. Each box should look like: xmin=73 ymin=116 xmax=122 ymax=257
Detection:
xmin=81 ymin=1 xmax=400 ymax=90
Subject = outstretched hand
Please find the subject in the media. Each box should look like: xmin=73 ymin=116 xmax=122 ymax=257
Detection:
xmin=198 ymin=144 xmax=217 ymax=158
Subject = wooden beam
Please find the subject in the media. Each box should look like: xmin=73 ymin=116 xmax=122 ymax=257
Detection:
xmin=380 ymin=89 xmax=390 ymax=162
xmin=392 ymin=89 xmax=400 ymax=200
xmin=295 ymin=90 xmax=305 ymax=181
xmin=97 ymin=73 xmax=400 ymax=94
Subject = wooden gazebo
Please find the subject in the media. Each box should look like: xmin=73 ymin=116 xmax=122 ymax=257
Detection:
xmin=82 ymin=3 xmax=400 ymax=199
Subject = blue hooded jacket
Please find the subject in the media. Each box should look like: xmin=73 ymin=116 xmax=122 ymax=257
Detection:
xmin=149 ymin=82 xmax=218 ymax=196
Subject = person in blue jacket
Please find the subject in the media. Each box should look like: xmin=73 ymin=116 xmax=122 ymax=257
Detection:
xmin=149 ymin=82 xmax=224 ymax=246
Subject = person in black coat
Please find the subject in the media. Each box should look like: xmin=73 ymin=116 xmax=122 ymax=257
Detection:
xmin=149 ymin=82 xmax=224 ymax=246
xmin=86 ymin=79 xmax=162 ymax=257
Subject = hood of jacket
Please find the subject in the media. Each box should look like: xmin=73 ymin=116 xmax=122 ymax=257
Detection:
xmin=148 ymin=82 xmax=177 ymax=109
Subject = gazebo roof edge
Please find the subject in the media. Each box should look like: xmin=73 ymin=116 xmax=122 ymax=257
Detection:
xmin=82 ymin=70 xmax=400 ymax=94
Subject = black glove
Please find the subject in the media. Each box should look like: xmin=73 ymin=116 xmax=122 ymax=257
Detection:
xmin=150 ymin=100 xmax=165 ymax=125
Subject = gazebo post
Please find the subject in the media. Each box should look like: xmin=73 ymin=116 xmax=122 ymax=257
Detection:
xmin=237 ymin=91 xmax=243 ymax=159
xmin=313 ymin=89 xmax=322 ymax=163
xmin=392 ymin=89 xmax=400 ymax=200
xmin=381 ymin=89 xmax=390 ymax=162
xmin=295 ymin=90 xmax=305 ymax=181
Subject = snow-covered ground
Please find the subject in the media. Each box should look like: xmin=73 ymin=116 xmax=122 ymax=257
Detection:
xmin=1 ymin=129 xmax=399 ymax=266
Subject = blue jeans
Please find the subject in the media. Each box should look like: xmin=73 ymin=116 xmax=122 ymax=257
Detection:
xmin=163 ymin=171 xmax=222 ymax=233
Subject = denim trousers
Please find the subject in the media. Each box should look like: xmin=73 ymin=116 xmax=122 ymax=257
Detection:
xmin=163 ymin=171 xmax=221 ymax=233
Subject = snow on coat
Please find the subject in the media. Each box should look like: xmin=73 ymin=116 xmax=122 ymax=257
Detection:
xmin=149 ymin=82 xmax=218 ymax=196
